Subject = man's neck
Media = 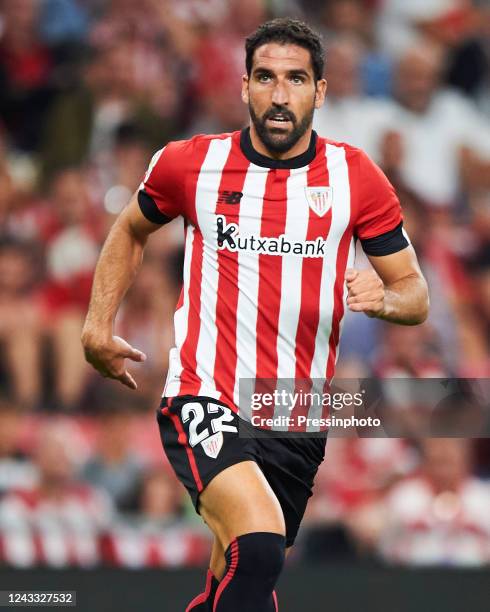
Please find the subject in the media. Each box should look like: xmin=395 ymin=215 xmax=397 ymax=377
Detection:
xmin=249 ymin=123 xmax=314 ymax=160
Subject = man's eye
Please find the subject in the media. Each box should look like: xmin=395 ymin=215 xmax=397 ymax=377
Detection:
xmin=291 ymin=76 xmax=304 ymax=84
xmin=258 ymin=74 xmax=271 ymax=82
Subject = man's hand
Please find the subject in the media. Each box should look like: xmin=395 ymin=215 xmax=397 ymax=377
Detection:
xmin=345 ymin=268 xmax=385 ymax=318
xmin=81 ymin=333 xmax=147 ymax=390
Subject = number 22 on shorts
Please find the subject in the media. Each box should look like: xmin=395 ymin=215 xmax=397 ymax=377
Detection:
xmin=181 ymin=402 xmax=238 ymax=458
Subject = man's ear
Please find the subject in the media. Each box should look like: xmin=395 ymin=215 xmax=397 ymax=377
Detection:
xmin=314 ymin=78 xmax=327 ymax=109
xmin=241 ymin=74 xmax=250 ymax=104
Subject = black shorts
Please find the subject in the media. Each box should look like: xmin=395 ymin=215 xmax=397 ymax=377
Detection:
xmin=156 ymin=395 xmax=327 ymax=547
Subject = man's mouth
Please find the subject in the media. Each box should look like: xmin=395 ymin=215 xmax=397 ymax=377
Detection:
xmin=265 ymin=113 xmax=293 ymax=128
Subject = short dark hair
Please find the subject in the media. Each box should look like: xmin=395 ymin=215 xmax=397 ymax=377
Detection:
xmin=245 ymin=18 xmax=325 ymax=82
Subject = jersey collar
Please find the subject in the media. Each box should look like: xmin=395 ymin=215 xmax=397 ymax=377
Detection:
xmin=240 ymin=127 xmax=317 ymax=169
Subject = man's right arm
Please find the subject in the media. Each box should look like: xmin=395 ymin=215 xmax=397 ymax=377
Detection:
xmin=81 ymin=192 xmax=165 ymax=389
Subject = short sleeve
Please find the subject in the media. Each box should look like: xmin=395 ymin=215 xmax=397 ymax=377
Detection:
xmin=355 ymin=150 xmax=409 ymax=256
xmin=138 ymin=140 xmax=188 ymax=223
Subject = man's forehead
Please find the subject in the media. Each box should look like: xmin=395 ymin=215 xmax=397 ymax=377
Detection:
xmin=252 ymin=43 xmax=313 ymax=73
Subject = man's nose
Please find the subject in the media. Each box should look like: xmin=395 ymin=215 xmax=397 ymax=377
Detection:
xmin=271 ymin=80 xmax=289 ymax=106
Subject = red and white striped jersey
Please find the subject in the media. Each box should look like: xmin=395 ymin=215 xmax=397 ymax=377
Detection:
xmin=139 ymin=129 xmax=408 ymax=422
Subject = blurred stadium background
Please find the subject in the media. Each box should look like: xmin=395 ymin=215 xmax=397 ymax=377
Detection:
xmin=0 ymin=0 xmax=489 ymax=610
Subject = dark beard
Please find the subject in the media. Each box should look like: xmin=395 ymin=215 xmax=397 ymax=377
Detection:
xmin=249 ymin=102 xmax=314 ymax=155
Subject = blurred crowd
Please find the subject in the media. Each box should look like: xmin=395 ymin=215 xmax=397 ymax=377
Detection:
xmin=0 ymin=0 xmax=489 ymax=568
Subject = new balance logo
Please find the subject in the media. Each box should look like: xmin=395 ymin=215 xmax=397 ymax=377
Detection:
xmin=217 ymin=190 xmax=243 ymax=204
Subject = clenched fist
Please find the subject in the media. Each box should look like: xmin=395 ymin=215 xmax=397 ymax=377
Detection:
xmin=345 ymin=268 xmax=385 ymax=318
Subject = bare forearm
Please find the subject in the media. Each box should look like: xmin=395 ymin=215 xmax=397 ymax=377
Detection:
xmin=83 ymin=217 xmax=146 ymax=336
xmin=379 ymin=274 xmax=429 ymax=325
xmin=81 ymin=194 xmax=159 ymax=389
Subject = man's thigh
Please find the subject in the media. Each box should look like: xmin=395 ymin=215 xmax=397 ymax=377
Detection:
xmin=199 ymin=460 xmax=285 ymax=551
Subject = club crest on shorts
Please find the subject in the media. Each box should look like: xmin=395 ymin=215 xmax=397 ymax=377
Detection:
xmin=201 ymin=431 xmax=223 ymax=459
xmin=305 ymin=186 xmax=333 ymax=217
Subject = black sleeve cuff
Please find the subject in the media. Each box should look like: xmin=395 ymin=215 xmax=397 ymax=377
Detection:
xmin=138 ymin=190 xmax=172 ymax=225
xmin=360 ymin=221 xmax=409 ymax=256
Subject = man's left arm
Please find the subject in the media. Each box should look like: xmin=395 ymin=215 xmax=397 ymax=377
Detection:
xmin=350 ymin=148 xmax=429 ymax=325
xmin=345 ymin=246 xmax=429 ymax=325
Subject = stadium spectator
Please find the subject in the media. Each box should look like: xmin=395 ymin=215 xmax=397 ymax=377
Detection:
xmin=317 ymin=0 xmax=393 ymax=97
xmin=80 ymin=406 xmax=146 ymax=512
xmin=373 ymin=324 xmax=447 ymax=378
xmin=37 ymin=167 xmax=100 ymax=410
xmin=88 ymin=123 xmax=153 ymax=222
xmin=0 ymin=420 xmax=112 ymax=567
xmin=445 ymin=5 xmax=490 ymax=108
xmin=138 ymin=467 xmax=186 ymax=526
xmin=376 ymin=0 xmax=477 ymax=58
xmin=0 ymin=236 xmax=41 ymax=408
xmin=89 ymin=0 xmax=164 ymax=50
xmin=0 ymin=398 xmax=37 ymax=497
xmin=379 ymin=41 xmax=490 ymax=208
xmin=89 ymin=0 xmax=182 ymax=144
xmin=40 ymin=38 xmax=179 ymax=182
xmin=417 ymin=206 xmax=490 ymax=376
xmin=0 ymin=0 xmax=57 ymax=152
xmin=40 ymin=40 xmax=136 ymax=179
xmin=313 ymin=36 xmax=393 ymax=161
xmin=319 ymin=0 xmax=371 ymax=39
xmin=154 ymin=0 xmax=265 ymax=135
xmin=302 ymin=436 xmax=417 ymax=561
xmin=373 ymin=439 xmax=490 ymax=565
xmin=102 ymin=468 xmax=211 ymax=568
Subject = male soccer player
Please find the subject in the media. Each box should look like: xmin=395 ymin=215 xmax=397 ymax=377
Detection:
xmin=82 ymin=18 xmax=429 ymax=611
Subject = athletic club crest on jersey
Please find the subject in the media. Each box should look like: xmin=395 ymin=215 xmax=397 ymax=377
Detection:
xmin=305 ymin=186 xmax=333 ymax=217
xmin=201 ymin=432 xmax=223 ymax=459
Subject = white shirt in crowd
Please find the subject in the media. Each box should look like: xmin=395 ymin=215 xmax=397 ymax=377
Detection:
xmin=379 ymin=476 xmax=490 ymax=566
xmin=315 ymin=90 xmax=490 ymax=208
